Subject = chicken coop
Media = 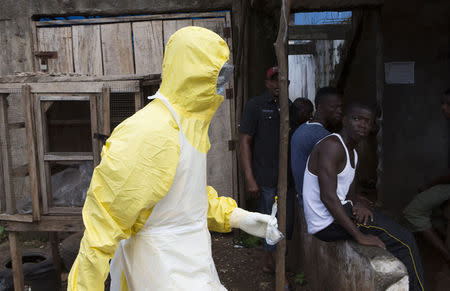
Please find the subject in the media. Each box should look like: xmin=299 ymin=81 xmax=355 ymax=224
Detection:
xmin=0 ymin=74 xmax=162 ymax=288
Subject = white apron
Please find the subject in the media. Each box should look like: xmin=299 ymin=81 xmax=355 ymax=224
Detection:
xmin=110 ymin=93 xmax=226 ymax=291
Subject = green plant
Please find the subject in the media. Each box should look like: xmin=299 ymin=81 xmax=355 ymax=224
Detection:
xmin=294 ymin=272 xmax=307 ymax=286
xmin=232 ymin=232 xmax=261 ymax=248
xmin=0 ymin=225 xmax=7 ymax=242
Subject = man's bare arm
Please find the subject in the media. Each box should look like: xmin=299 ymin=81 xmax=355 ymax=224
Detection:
xmin=316 ymin=139 xmax=385 ymax=249
xmin=239 ymin=133 xmax=260 ymax=198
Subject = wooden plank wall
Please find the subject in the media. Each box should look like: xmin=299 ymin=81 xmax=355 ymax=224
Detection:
xmin=32 ymin=13 xmax=236 ymax=197
xmin=35 ymin=14 xmax=228 ymax=77
xmin=133 ymin=21 xmax=164 ymax=75
xmin=72 ymin=25 xmax=103 ymax=75
xmin=163 ymin=19 xmax=193 ymax=46
xmin=37 ymin=27 xmax=74 ymax=73
xmin=101 ymin=23 xmax=135 ymax=75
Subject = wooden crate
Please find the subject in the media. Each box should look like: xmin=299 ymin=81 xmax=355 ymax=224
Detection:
xmin=0 ymin=74 xmax=160 ymax=224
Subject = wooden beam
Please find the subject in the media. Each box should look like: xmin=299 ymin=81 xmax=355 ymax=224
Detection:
xmin=48 ymin=120 xmax=90 ymax=126
xmin=101 ymin=87 xmax=111 ymax=135
xmin=332 ymin=9 xmax=364 ymax=88
xmin=225 ymin=10 xmax=239 ymax=202
xmin=0 ymin=81 xmax=140 ymax=94
xmin=90 ymin=96 xmax=100 ymax=167
xmin=8 ymin=122 xmax=26 ymax=130
xmin=9 ymin=232 xmax=24 ymax=291
xmin=0 ymin=213 xmax=33 ymax=222
xmin=0 ymin=94 xmax=15 ymax=214
xmin=30 ymin=20 xmax=39 ymax=72
xmin=5 ymin=215 xmax=84 ymax=232
xmin=0 ymin=74 xmax=159 ymax=84
xmin=44 ymin=152 xmax=94 ymax=162
xmin=39 ymin=95 xmax=90 ymax=101
xmin=274 ymin=0 xmax=291 ymax=290
xmin=47 ymin=207 xmax=81 ymax=215
xmin=288 ymin=42 xmax=316 ymax=55
xmin=141 ymin=79 xmax=161 ymax=87
xmin=23 ymin=85 xmax=41 ymax=221
xmin=288 ymin=24 xmax=349 ymax=40
xmin=39 ymin=101 xmax=53 ymax=212
xmin=290 ymin=0 xmax=383 ymax=11
xmin=36 ymin=12 xmax=229 ymax=27
xmin=49 ymin=232 xmax=62 ymax=290
xmin=33 ymin=95 xmax=49 ymax=214
xmin=374 ymin=8 xmax=384 ymax=206
xmin=135 ymin=92 xmax=143 ymax=112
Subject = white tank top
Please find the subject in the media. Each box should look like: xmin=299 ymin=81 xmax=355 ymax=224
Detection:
xmin=302 ymin=133 xmax=358 ymax=234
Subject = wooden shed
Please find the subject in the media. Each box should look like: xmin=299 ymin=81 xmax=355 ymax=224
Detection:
xmin=0 ymin=72 xmax=237 ymax=289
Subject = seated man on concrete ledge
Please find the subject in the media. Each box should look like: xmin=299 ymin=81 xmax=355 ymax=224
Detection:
xmin=403 ymin=88 xmax=450 ymax=267
xmin=302 ymin=102 xmax=425 ymax=291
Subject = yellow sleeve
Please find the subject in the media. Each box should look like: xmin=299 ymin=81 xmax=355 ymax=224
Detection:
xmin=206 ymin=186 xmax=238 ymax=233
xmin=68 ymin=101 xmax=180 ymax=291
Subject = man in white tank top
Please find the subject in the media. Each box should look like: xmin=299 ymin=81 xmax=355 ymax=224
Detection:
xmin=303 ymin=103 xmax=425 ymax=291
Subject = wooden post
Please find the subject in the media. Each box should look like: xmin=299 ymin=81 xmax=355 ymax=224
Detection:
xmin=90 ymin=95 xmax=100 ymax=166
xmin=101 ymin=87 xmax=111 ymax=135
xmin=49 ymin=232 xmax=62 ymax=290
xmin=374 ymin=7 xmax=384 ymax=206
xmin=23 ymin=85 xmax=41 ymax=221
xmin=9 ymin=232 xmax=24 ymax=291
xmin=134 ymin=91 xmax=143 ymax=112
xmin=40 ymin=100 xmax=52 ymax=210
xmin=235 ymin=0 xmax=249 ymax=209
xmin=0 ymin=94 xmax=15 ymax=214
xmin=274 ymin=0 xmax=291 ymax=290
xmin=34 ymin=95 xmax=49 ymax=213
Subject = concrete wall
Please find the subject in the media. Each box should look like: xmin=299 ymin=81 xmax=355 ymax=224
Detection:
xmin=289 ymin=210 xmax=408 ymax=291
xmin=343 ymin=0 xmax=450 ymax=213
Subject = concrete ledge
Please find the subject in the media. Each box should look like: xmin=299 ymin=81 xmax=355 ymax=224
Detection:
xmin=293 ymin=212 xmax=408 ymax=291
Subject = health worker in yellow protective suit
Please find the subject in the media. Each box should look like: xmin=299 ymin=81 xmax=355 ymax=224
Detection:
xmin=68 ymin=26 xmax=279 ymax=291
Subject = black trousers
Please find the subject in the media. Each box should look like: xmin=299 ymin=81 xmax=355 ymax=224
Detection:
xmin=314 ymin=203 xmax=425 ymax=291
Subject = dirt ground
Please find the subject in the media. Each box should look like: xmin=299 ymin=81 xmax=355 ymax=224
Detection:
xmin=211 ymin=232 xmax=276 ymax=290
xmin=0 ymin=232 xmax=305 ymax=291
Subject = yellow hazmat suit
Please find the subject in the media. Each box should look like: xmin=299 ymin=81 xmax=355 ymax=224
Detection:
xmin=68 ymin=27 xmax=238 ymax=290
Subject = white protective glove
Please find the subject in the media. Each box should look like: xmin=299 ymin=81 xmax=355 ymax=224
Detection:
xmin=229 ymin=207 xmax=278 ymax=238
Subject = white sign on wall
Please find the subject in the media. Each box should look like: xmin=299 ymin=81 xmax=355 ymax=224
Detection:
xmin=384 ymin=62 xmax=415 ymax=84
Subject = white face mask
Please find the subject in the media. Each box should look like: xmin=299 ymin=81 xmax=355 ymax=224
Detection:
xmin=216 ymin=62 xmax=234 ymax=96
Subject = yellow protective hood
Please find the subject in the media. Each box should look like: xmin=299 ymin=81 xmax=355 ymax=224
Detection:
xmin=159 ymin=26 xmax=230 ymax=153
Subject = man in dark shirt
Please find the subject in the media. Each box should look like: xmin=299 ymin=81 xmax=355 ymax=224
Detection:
xmin=239 ymin=66 xmax=294 ymax=273
xmin=290 ymin=87 xmax=344 ymax=205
